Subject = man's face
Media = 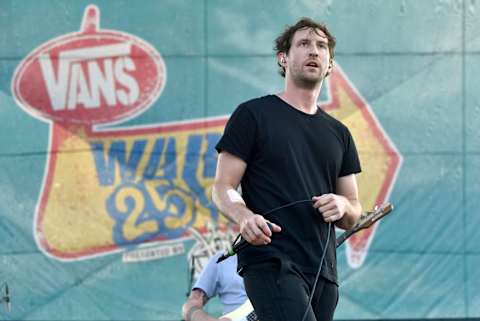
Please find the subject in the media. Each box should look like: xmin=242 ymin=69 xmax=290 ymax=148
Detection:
xmin=283 ymin=27 xmax=332 ymax=87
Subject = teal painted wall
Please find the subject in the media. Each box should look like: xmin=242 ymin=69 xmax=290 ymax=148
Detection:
xmin=0 ymin=0 xmax=478 ymax=320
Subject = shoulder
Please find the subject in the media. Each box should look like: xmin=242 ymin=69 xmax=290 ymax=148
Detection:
xmin=237 ymin=95 xmax=277 ymax=113
xmin=197 ymin=253 xmax=221 ymax=276
xmin=319 ymin=109 xmax=351 ymax=133
xmin=227 ymin=95 xmax=276 ymax=127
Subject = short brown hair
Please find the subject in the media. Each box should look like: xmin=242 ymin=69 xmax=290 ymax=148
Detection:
xmin=274 ymin=17 xmax=336 ymax=77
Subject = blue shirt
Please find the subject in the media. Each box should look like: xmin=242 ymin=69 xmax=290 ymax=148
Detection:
xmin=193 ymin=252 xmax=247 ymax=314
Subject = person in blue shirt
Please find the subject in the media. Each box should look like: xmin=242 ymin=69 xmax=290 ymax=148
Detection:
xmin=182 ymin=252 xmax=247 ymax=321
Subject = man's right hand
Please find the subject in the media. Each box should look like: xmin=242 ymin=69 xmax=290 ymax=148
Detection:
xmin=240 ymin=214 xmax=281 ymax=245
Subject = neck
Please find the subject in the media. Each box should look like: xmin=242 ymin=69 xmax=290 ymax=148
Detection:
xmin=278 ymin=78 xmax=323 ymax=114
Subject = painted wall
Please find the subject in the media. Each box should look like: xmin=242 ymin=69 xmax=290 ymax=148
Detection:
xmin=0 ymin=0 xmax=478 ymax=320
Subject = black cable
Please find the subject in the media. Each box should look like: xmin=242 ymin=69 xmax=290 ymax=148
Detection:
xmin=217 ymin=198 xmax=332 ymax=321
xmin=300 ymin=222 xmax=331 ymax=321
xmin=263 ymin=199 xmax=313 ymax=216
xmin=217 ymin=199 xmax=313 ymax=263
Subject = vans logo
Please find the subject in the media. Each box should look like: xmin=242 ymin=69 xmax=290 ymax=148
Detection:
xmin=12 ymin=4 xmax=165 ymax=125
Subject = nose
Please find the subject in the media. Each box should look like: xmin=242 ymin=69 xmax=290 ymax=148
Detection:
xmin=308 ymin=46 xmax=319 ymax=57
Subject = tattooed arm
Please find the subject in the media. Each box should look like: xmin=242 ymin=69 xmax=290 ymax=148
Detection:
xmin=182 ymin=288 xmax=231 ymax=321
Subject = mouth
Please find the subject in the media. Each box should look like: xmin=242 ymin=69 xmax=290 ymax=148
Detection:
xmin=305 ymin=61 xmax=319 ymax=68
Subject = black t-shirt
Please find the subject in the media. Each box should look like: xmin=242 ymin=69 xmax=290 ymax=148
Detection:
xmin=215 ymin=95 xmax=361 ymax=284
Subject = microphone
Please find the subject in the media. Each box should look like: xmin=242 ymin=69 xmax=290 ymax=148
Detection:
xmin=216 ymin=240 xmax=246 ymax=263
xmin=217 ymin=222 xmax=273 ymax=264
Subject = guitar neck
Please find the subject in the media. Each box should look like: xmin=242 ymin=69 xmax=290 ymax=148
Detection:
xmin=335 ymin=228 xmax=356 ymax=248
xmin=335 ymin=203 xmax=393 ymax=248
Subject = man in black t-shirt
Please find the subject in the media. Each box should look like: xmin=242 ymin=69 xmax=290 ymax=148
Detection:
xmin=212 ymin=17 xmax=362 ymax=321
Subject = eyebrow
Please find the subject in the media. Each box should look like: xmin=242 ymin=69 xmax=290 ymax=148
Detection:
xmin=297 ymin=38 xmax=328 ymax=45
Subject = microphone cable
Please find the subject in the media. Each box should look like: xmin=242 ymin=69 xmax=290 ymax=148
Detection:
xmin=217 ymin=199 xmax=313 ymax=263
xmin=300 ymin=221 xmax=331 ymax=321
xmin=216 ymin=198 xmax=333 ymax=321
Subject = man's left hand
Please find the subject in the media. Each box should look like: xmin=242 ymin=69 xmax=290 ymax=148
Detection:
xmin=312 ymin=194 xmax=348 ymax=223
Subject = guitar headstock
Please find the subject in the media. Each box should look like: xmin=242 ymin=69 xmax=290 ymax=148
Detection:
xmin=355 ymin=202 xmax=394 ymax=231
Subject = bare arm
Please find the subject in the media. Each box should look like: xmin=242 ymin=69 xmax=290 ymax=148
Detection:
xmin=211 ymin=152 xmax=252 ymax=225
xmin=212 ymin=152 xmax=281 ymax=245
xmin=182 ymin=289 xmax=228 ymax=321
xmin=312 ymin=174 xmax=362 ymax=230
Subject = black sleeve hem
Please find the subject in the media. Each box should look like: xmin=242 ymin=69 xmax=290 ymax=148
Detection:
xmin=338 ymin=168 xmax=362 ymax=177
xmin=215 ymin=144 xmax=250 ymax=164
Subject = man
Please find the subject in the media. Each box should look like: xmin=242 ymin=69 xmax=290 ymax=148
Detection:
xmin=182 ymin=253 xmax=247 ymax=321
xmin=212 ymin=17 xmax=362 ymax=321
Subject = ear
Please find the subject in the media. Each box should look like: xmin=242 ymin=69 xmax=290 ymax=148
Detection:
xmin=277 ymin=52 xmax=287 ymax=66
xmin=325 ymin=59 xmax=334 ymax=77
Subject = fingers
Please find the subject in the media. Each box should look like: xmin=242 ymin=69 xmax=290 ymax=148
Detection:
xmin=312 ymin=194 xmax=343 ymax=222
xmin=240 ymin=215 xmax=281 ymax=246
xmin=312 ymin=194 xmax=333 ymax=208
xmin=241 ymin=215 xmax=269 ymax=245
xmin=242 ymin=225 xmax=259 ymax=243
xmin=321 ymin=208 xmax=341 ymax=222
xmin=268 ymin=221 xmax=282 ymax=233
xmin=261 ymin=221 xmax=273 ymax=237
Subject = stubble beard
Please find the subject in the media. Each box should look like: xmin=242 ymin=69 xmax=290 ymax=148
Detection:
xmin=290 ymin=65 xmax=324 ymax=89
